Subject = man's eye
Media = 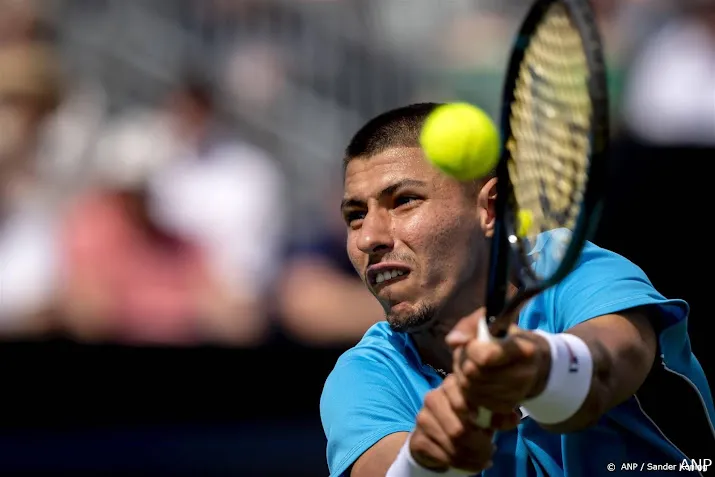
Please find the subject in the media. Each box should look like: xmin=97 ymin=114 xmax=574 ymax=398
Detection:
xmin=345 ymin=211 xmax=366 ymax=224
xmin=394 ymin=196 xmax=421 ymax=207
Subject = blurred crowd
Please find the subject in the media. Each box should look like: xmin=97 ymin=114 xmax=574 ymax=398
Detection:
xmin=0 ymin=0 xmax=711 ymax=348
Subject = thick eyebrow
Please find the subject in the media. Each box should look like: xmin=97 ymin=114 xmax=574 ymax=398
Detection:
xmin=340 ymin=179 xmax=428 ymax=212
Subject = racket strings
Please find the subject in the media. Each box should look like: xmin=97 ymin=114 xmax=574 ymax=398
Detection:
xmin=507 ymin=2 xmax=591 ymax=241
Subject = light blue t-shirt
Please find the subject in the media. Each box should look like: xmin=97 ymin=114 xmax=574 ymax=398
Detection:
xmin=320 ymin=232 xmax=714 ymax=477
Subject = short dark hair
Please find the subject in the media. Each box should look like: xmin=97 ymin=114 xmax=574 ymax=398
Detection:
xmin=343 ymin=102 xmax=443 ymax=169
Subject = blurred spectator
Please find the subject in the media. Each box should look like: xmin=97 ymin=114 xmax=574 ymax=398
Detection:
xmin=278 ymin=184 xmax=383 ymax=346
xmin=0 ymin=43 xmax=62 ymax=173
xmin=55 ymin=111 xmax=203 ymax=345
xmin=0 ymin=41 xmax=64 ymax=337
xmin=56 ymin=74 xmax=285 ymax=347
xmin=623 ymin=0 xmax=715 ymax=145
xmin=4 ymin=0 xmax=703 ymax=352
xmin=0 ymin=0 xmax=46 ymax=44
xmin=148 ymin=75 xmax=287 ymax=345
xmin=222 ymin=41 xmax=286 ymax=113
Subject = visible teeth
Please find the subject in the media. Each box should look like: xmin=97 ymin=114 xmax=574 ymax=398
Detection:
xmin=375 ymin=269 xmax=406 ymax=284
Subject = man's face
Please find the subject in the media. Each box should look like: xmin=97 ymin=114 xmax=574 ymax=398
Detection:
xmin=342 ymin=147 xmax=492 ymax=332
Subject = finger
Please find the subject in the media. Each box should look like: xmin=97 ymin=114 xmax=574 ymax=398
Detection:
xmin=451 ymin=427 xmax=497 ymax=473
xmin=430 ymin=378 xmax=498 ymax=473
xmin=462 ymin=340 xmax=504 ymax=372
xmin=410 ymin=427 xmax=451 ymax=471
xmin=415 ymin=409 xmax=455 ymax=462
xmin=452 ymin=346 xmax=474 ymax=390
xmin=452 ymin=346 xmax=493 ymax=394
xmin=444 ymin=372 xmax=514 ymax=433
xmin=457 ymin=346 xmax=473 ymax=380
xmin=445 ymin=307 xmax=486 ymax=348
xmin=422 ymin=389 xmax=463 ymax=455
xmin=441 ymin=375 xmax=469 ymax=417
xmin=464 ymin=334 xmax=538 ymax=370
xmin=461 ymin=368 xmax=534 ymax=414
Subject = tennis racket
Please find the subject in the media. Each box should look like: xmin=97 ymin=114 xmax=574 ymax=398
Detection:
xmin=471 ymin=0 xmax=609 ymax=428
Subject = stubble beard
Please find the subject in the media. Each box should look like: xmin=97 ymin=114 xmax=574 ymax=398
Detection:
xmin=386 ymin=302 xmax=438 ymax=333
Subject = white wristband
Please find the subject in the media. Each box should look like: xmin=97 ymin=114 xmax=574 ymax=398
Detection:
xmin=521 ymin=331 xmax=593 ymax=424
xmin=386 ymin=434 xmax=476 ymax=477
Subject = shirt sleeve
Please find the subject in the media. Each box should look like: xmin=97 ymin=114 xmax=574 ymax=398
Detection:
xmin=548 ymin=240 xmax=688 ymax=332
xmin=320 ymin=355 xmax=416 ymax=477
xmin=546 ymin=239 xmax=715 ymax=442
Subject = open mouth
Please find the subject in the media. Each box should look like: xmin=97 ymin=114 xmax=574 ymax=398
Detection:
xmin=367 ymin=264 xmax=411 ymax=291
xmin=374 ymin=269 xmax=407 ymax=284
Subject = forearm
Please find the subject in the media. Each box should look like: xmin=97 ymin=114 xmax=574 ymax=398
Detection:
xmin=385 ymin=435 xmax=474 ymax=477
xmin=537 ymin=337 xmax=613 ymax=433
xmin=535 ymin=310 xmax=657 ymax=433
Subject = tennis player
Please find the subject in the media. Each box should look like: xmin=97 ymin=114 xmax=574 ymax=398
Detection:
xmin=320 ymin=103 xmax=714 ymax=476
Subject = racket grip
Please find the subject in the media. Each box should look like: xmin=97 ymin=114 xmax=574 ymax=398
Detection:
xmin=471 ymin=316 xmax=495 ymax=428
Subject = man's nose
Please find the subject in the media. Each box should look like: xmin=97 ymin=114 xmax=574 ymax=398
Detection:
xmin=356 ymin=209 xmax=394 ymax=255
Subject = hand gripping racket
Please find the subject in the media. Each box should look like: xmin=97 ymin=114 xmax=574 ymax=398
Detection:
xmin=470 ymin=0 xmax=609 ymax=428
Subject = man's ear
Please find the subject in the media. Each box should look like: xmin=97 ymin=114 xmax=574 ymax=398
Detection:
xmin=477 ymin=177 xmax=498 ymax=237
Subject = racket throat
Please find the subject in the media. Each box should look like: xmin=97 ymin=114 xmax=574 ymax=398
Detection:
xmin=484 ymin=313 xmax=510 ymax=339
xmin=478 ymin=315 xmax=495 ymax=343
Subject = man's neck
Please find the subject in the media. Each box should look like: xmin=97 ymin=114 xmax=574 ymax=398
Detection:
xmin=411 ymin=321 xmax=456 ymax=376
xmin=411 ymin=283 xmax=519 ymax=376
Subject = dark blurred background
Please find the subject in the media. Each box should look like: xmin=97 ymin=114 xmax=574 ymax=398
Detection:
xmin=0 ymin=0 xmax=712 ymax=475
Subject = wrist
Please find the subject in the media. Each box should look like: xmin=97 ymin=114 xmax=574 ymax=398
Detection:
xmin=526 ymin=332 xmax=553 ymax=399
xmin=386 ymin=434 xmax=475 ymax=477
xmin=521 ymin=331 xmax=593 ymax=425
xmin=409 ymin=437 xmax=448 ymax=472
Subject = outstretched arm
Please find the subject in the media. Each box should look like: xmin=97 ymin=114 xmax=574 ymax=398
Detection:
xmin=540 ymin=307 xmax=657 ymax=433
xmin=447 ymin=306 xmax=657 ymax=433
xmin=350 ymin=432 xmax=409 ymax=477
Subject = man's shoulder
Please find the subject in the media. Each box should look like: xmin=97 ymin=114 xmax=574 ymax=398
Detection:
xmin=331 ymin=322 xmax=415 ymax=374
xmin=532 ymin=229 xmax=637 ymax=277
xmin=320 ymin=323 xmax=424 ymax=477
xmin=321 ymin=321 xmax=430 ymax=403
xmin=518 ymin=231 xmax=687 ymax=331
xmin=320 ymin=322 xmax=427 ymax=434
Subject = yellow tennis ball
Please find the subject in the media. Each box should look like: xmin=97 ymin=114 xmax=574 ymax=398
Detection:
xmin=517 ymin=209 xmax=533 ymax=237
xmin=420 ymin=103 xmax=500 ymax=181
